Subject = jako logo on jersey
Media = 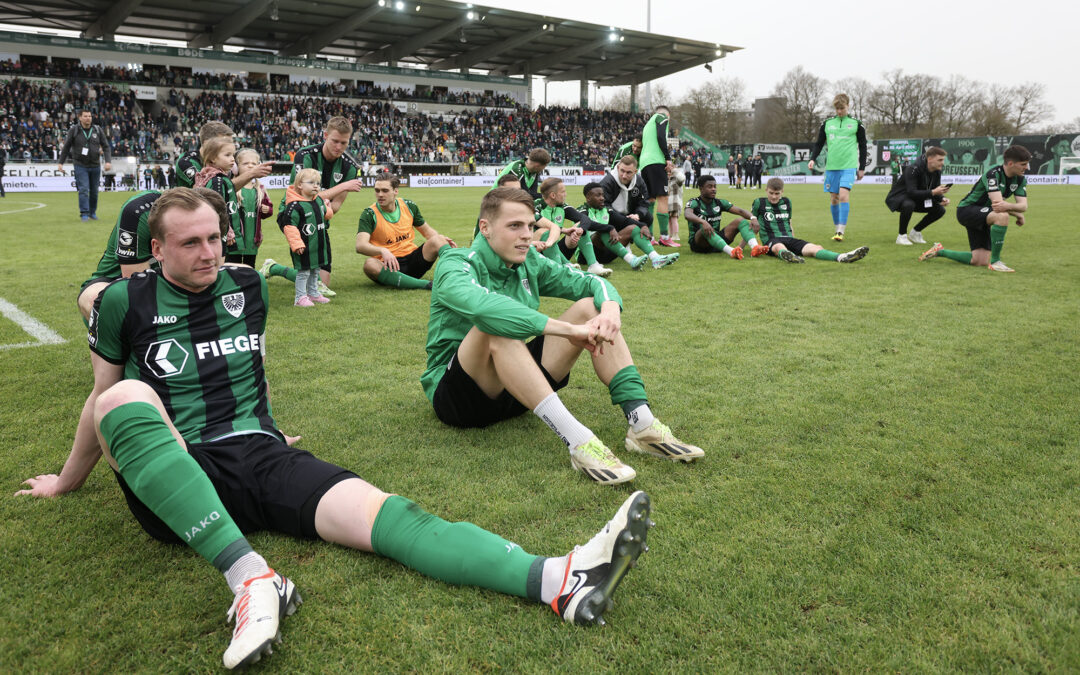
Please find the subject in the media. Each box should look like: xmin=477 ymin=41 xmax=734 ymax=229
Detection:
xmin=196 ymin=333 xmax=261 ymax=360
xmin=222 ymin=292 xmax=245 ymax=318
xmin=152 ymin=315 xmax=178 ymax=324
xmin=145 ymin=339 xmax=190 ymax=378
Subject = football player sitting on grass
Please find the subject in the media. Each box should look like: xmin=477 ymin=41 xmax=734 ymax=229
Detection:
xmin=753 ymin=177 xmax=869 ymax=264
xmin=423 ymin=187 xmax=705 ymax=486
xmin=684 ymin=174 xmax=768 ymax=259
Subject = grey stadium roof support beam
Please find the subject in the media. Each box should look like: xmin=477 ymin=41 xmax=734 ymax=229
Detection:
xmin=546 ymin=43 xmax=679 ymax=83
xmin=499 ymin=40 xmax=601 ymax=77
xmin=428 ymin=25 xmax=548 ymax=72
xmin=356 ymin=15 xmax=471 ymax=65
xmin=83 ymin=0 xmax=144 ymax=39
xmin=189 ymin=0 xmax=274 ymax=49
xmin=603 ymin=53 xmax=722 ymax=87
xmin=282 ymin=4 xmax=386 ymax=57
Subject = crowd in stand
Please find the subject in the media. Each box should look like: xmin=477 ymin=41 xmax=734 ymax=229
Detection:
xmin=0 ymin=59 xmax=518 ymax=108
xmin=1 ymin=60 xmax=664 ymax=168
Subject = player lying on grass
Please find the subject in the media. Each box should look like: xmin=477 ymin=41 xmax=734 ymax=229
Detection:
xmin=684 ymin=174 xmax=767 ymax=259
xmin=753 ymin=177 xmax=869 ymax=264
xmin=355 ymin=173 xmax=456 ymax=290
xmin=423 ymin=187 xmax=704 ymax=486
xmin=918 ymin=144 xmax=1030 ymax=272
xmin=18 ymin=187 xmax=654 ymax=669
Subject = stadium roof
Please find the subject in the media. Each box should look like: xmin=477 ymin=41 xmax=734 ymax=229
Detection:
xmin=0 ymin=0 xmax=740 ymax=87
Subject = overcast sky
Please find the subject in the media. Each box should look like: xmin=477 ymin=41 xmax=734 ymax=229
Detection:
xmin=476 ymin=0 xmax=1078 ymax=126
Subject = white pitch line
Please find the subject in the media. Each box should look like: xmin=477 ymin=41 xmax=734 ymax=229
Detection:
xmin=0 ymin=201 xmax=47 ymax=216
xmin=0 ymin=297 xmax=67 ymax=351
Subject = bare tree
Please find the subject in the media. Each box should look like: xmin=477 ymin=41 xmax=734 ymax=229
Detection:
xmin=598 ymin=87 xmax=632 ymax=112
xmin=675 ymin=77 xmax=746 ymax=143
xmin=971 ymin=87 xmax=1014 ymax=136
xmin=932 ymin=75 xmax=984 ymax=137
xmin=1011 ymin=82 xmax=1054 ymax=133
xmin=771 ymin=66 xmax=828 ymax=140
xmin=867 ymin=69 xmax=934 ymax=136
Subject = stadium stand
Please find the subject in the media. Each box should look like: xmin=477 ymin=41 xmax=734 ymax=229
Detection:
xmin=2 ymin=61 xmax=645 ymax=167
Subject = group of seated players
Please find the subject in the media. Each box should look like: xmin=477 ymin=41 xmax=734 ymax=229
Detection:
xmin=32 ymin=105 xmax=1032 ymax=669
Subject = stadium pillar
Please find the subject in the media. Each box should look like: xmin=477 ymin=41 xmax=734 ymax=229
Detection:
xmin=579 ymin=80 xmax=589 ymax=109
xmin=630 ymin=84 xmax=638 ymax=113
xmin=524 ymin=64 xmax=532 ymax=109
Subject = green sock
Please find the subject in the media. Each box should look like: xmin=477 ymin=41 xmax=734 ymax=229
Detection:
xmin=736 ymin=220 xmax=756 ymax=245
xmin=990 ymin=225 xmax=1008 ymax=263
xmin=603 ymin=235 xmax=630 ymax=258
xmin=576 ymin=232 xmax=599 ymax=266
xmin=608 ymin=365 xmax=649 ymax=409
xmin=99 ymin=402 xmax=249 ymax=571
xmin=706 ymin=232 xmax=728 ymax=252
xmin=371 ymin=496 xmax=545 ymax=602
xmin=631 ymin=227 xmax=656 ymax=254
xmin=939 ymin=249 xmax=973 ymax=264
xmin=814 ymin=249 xmax=839 ymax=261
xmin=269 ymin=263 xmax=297 ymax=282
xmin=376 ymin=267 xmax=432 ymax=289
xmin=657 ymin=212 xmax=669 ymax=237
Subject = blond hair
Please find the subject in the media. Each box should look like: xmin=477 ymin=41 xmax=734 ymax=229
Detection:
xmin=293 ymin=167 xmax=322 ymax=188
xmin=235 ymin=148 xmax=260 ymax=164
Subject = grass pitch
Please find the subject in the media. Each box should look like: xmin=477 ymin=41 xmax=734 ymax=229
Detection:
xmin=1 ymin=183 xmax=1078 ymax=672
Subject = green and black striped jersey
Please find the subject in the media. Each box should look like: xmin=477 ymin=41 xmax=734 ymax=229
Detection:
xmin=88 ymin=266 xmax=277 ymax=444
xmin=87 ymin=190 xmax=160 ymax=282
xmin=206 ymin=174 xmax=244 ymax=252
xmin=957 ymin=165 xmax=1028 ymax=208
xmin=280 ymin=197 xmax=332 ymax=270
xmin=174 ymin=149 xmax=201 ymax=188
xmin=610 ymin=141 xmax=640 ymax=170
xmin=685 ymin=196 xmax=734 ymax=241
xmin=281 ymin=144 xmax=360 ymax=210
xmin=752 ymin=197 xmax=794 ymax=242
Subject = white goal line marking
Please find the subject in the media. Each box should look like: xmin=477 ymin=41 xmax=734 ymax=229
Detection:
xmin=0 ymin=297 xmax=67 ymax=351
xmin=0 ymin=202 xmax=47 ymax=216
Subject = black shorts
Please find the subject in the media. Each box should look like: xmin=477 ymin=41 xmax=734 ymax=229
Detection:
xmin=768 ymin=237 xmax=811 ymax=256
xmin=114 ymin=433 xmax=357 ymax=544
xmin=79 ymin=275 xmax=116 ymax=297
xmin=432 ymin=336 xmax=570 ymax=428
xmin=396 ymin=245 xmax=435 ymax=279
xmin=225 ymin=253 xmax=256 ymax=267
xmin=957 ymin=205 xmax=992 ymax=249
xmin=640 ymin=164 xmax=669 ymax=199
